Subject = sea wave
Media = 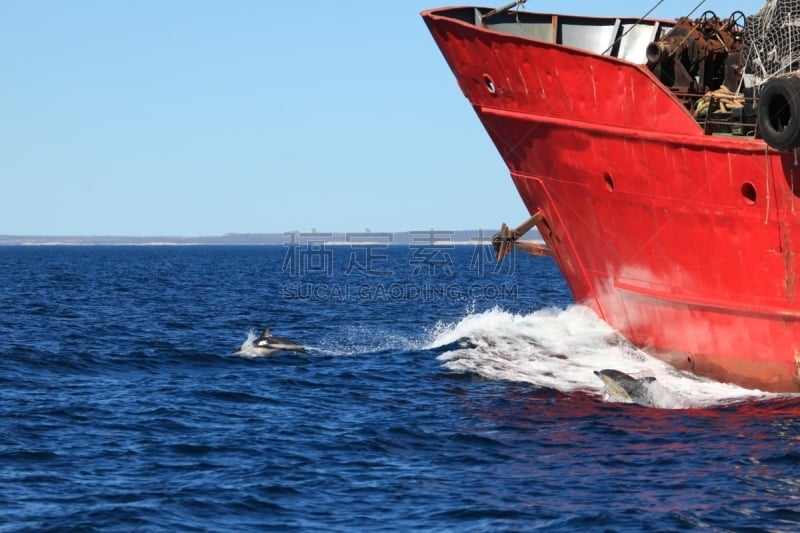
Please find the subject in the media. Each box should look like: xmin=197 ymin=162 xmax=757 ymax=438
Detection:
xmin=428 ymin=305 xmax=776 ymax=409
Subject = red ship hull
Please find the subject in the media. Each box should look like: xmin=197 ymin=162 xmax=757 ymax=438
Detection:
xmin=423 ymin=6 xmax=800 ymax=392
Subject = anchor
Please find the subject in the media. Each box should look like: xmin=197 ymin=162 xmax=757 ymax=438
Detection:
xmin=491 ymin=210 xmax=553 ymax=262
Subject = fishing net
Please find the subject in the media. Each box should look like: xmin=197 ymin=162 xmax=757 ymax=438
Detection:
xmin=744 ymin=0 xmax=800 ymax=79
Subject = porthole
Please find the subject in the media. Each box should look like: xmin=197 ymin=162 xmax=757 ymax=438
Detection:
xmin=604 ymin=172 xmax=615 ymax=192
xmin=741 ymin=182 xmax=757 ymax=205
xmin=482 ymin=74 xmax=496 ymax=95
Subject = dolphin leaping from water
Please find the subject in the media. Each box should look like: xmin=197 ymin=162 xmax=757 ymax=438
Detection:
xmin=594 ymin=369 xmax=657 ymax=407
xmin=234 ymin=326 xmax=306 ymax=356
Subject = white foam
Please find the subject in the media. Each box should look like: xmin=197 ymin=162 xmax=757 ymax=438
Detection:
xmin=428 ymin=305 xmax=781 ymax=409
xmin=309 ymin=324 xmax=428 ymax=356
xmin=232 ymin=329 xmax=265 ymax=357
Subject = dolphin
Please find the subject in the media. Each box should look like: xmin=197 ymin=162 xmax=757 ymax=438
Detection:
xmin=594 ymin=369 xmax=657 ymax=407
xmin=234 ymin=326 xmax=306 ymax=356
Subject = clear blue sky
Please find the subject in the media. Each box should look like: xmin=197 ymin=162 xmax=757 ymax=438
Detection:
xmin=0 ymin=0 xmax=766 ymax=236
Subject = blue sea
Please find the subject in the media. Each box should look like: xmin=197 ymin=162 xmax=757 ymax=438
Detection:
xmin=2 ymin=243 xmax=800 ymax=531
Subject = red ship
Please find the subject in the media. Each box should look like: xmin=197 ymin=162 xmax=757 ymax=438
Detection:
xmin=422 ymin=1 xmax=800 ymax=392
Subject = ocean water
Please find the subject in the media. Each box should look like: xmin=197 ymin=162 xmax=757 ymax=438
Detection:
xmin=1 ymin=243 xmax=800 ymax=531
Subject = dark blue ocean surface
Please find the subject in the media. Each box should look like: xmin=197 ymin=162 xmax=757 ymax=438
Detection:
xmin=1 ymin=244 xmax=800 ymax=531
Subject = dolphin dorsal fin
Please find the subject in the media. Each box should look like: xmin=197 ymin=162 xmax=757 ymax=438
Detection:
xmin=261 ymin=326 xmax=271 ymax=337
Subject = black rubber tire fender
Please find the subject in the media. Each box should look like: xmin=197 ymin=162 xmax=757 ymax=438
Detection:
xmin=758 ymin=76 xmax=800 ymax=151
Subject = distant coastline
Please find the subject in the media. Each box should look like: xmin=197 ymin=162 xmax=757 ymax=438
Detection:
xmin=0 ymin=230 xmax=542 ymax=246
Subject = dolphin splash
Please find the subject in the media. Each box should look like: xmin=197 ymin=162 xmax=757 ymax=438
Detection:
xmin=234 ymin=326 xmax=306 ymax=356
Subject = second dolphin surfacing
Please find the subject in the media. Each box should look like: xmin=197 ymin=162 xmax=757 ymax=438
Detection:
xmin=594 ymin=369 xmax=657 ymax=407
